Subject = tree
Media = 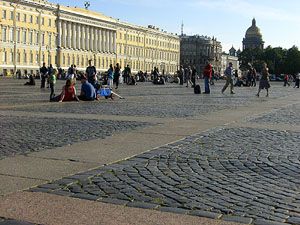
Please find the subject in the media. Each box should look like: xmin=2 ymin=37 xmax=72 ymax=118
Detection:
xmin=284 ymin=46 xmax=300 ymax=75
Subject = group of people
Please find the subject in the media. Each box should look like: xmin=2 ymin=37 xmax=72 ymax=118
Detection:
xmin=178 ymin=61 xmax=271 ymax=97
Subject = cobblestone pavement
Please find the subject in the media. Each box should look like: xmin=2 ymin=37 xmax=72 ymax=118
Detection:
xmin=2 ymin=78 xmax=300 ymax=225
xmin=246 ymin=103 xmax=300 ymax=126
xmin=29 ymin=127 xmax=300 ymax=225
xmin=0 ymin=115 xmax=154 ymax=159
xmin=5 ymin=102 xmax=232 ymax=118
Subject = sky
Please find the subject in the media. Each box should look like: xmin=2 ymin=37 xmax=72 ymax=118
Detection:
xmin=47 ymin=0 xmax=300 ymax=52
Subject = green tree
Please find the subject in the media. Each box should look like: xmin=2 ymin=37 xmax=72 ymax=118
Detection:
xmin=284 ymin=46 xmax=300 ymax=75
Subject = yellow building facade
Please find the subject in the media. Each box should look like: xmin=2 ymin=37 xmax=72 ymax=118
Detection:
xmin=0 ymin=0 xmax=180 ymax=76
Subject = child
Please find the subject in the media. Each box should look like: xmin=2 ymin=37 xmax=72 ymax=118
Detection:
xmin=50 ymin=69 xmax=57 ymax=100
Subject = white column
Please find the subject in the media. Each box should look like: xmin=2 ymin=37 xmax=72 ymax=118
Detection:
xmin=113 ymin=31 xmax=116 ymax=53
xmin=57 ymin=20 xmax=61 ymax=47
xmin=106 ymin=30 xmax=109 ymax=52
xmin=98 ymin=29 xmax=102 ymax=52
xmin=77 ymin=24 xmax=80 ymax=49
xmin=81 ymin=25 xmax=85 ymax=50
xmin=110 ymin=31 xmax=113 ymax=53
xmin=95 ymin=28 xmax=98 ymax=52
xmin=72 ymin=23 xmax=76 ymax=49
xmin=62 ymin=21 xmax=66 ymax=48
xmin=86 ymin=26 xmax=89 ymax=51
xmin=67 ymin=22 xmax=71 ymax=48
xmin=102 ymin=30 xmax=106 ymax=52
xmin=90 ymin=27 xmax=94 ymax=51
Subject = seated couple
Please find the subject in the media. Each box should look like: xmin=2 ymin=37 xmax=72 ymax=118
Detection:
xmin=50 ymin=76 xmax=97 ymax=102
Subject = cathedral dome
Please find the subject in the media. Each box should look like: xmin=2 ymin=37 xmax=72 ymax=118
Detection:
xmin=245 ymin=18 xmax=262 ymax=38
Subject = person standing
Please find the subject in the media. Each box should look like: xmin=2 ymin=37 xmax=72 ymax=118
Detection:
xmin=108 ymin=64 xmax=114 ymax=89
xmin=222 ymin=62 xmax=235 ymax=94
xmin=256 ymin=63 xmax=271 ymax=97
xmin=178 ymin=66 xmax=184 ymax=85
xmin=186 ymin=66 xmax=192 ymax=87
xmin=123 ymin=65 xmax=131 ymax=84
xmin=40 ymin=62 xmax=48 ymax=88
xmin=86 ymin=60 xmax=97 ymax=86
xmin=49 ymin=69 xmax=57 ymax=101
xmin=114 ymin=63 xmax=121 ymax=89
xmin=203 ymin=61 xmax=212 ymax=94
xmin=191 ymin=66 xmax=197 ymax=88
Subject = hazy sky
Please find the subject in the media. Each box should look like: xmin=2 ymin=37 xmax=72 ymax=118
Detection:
xmin=48 ymin=0 xmax=300 ymax=52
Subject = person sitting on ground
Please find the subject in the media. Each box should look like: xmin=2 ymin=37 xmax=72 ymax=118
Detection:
xmin=24 ymin=75 xmax=35 ymax=86
xmin=78 ymin=75 xmax=97 ymax=101
xmin=128 ymin=75 xmax=137 ymax=85
xmin=50 ymin=79 xmax=79 ymax=102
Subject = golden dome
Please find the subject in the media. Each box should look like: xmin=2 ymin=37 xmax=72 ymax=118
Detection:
xmin=245 ymin=18 xmax=262 ymax=37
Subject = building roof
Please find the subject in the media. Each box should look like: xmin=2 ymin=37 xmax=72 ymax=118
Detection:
xmin=245 ymin=18 xmax=262 ymax=38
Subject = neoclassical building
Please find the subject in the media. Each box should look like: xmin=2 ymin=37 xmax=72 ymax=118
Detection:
xmin=180 ymin=34 xmax=222 ymax=76
xmin=242 ymin=18 xmax=264 ymax=50
xmin=0 ymin=0 xmax=180 ymax=76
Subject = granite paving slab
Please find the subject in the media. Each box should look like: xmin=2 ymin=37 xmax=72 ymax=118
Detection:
xmin=0 ymin=115 xmax=155 ymax=159
xmin=29 ymin=127 xmax=300 ymax=224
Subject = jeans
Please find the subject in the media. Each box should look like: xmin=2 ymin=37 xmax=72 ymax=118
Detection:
xmin=50 ymin=82 xmax=55 ymax=99
xmin=204 ymin=77 xmax=210 ymax=93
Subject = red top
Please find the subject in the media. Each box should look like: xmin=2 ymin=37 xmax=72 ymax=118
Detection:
xmin=60 ymin=86 xmax=75 ymax=101
xmin=203 ymin=64 xmax=212 ymax=78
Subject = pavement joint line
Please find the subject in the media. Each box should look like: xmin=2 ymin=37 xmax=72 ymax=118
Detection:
xmin=0 ymin=173 xmax=48 ymax=182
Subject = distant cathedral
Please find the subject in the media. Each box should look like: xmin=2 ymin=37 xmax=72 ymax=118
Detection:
xmin=242 ymin=18 xmax=264 ymax=50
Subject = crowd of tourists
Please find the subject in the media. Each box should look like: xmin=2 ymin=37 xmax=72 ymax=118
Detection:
xmin=20 ymin=58 xmax=300 ymax=102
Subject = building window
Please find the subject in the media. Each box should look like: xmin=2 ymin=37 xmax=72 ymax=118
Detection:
xmin=22 ymin=30 xmax=27 ymax=43
xmin=48 ymin=33 xmax=51 ymax=46
xmin=35 ymin=16 xmax=38 ymax=24
xmin=17 ymin=52 xmax=20 ymax=63
xmin=8 ymin=28 xmax=13 ymax=42
xmin=67 ymin=55 xmax=70 ymax=65
xmin=23 ymin=14 xmax=26 ymax=22
xmin=16 ymin=12 xmax=20 ymax=21
xmin=9 ymin=11 xmax=13 ymax=20
xmin=16 ymin=29 xmax=20 ymax=42
xmin=41 ymin=33 xmax=45 ymax=45
xmin=2 ymin=27 xmax=7 ymax=41
xmin=2 ymin=10 xmax=6 ymax=19
xmin=23 ymin=52 xmax=27 ymax=63
xmin=42 ymin=53 xmax=45 ymax=63
xmin=41 ymin=18 xmax=44 ymax=26
xmin=29 ymin=31 xmax=33 ymax=44
xmin=9 ymin=52 xmax=13 ymax=63
xmin=29 ymin=15 xmax=33 ymax=24
xmin=2 ymin=52 xmax=7 ymax=63
xmin=35 ymin=53 xmax=39 ymax=63
xmin=35 ymin=32 xmax=39 ymax=45
xmin=48 ymin=19 xmax=51 ymax=27
xmin=63 ymin=55 xmax=65 ymax=65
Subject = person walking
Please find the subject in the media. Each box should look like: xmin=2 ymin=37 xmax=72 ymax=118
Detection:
xmin=114 ymin=63 xmax=121 ymax=89
xmin=108 ymin=64 xmax=114 ymax=89
xmin=294 ymin=72 xmax=300 ymax=88
xmin=203 ymin=61 xmax=212 ymax=94
xmin=222 ymin=62 xmax=235 ymax=94
xmin=256 ymin=62 xmax=271 ymax=97
xmin=40 ymin=62 xmax=48 ymax=88
xmin=86 ymin=60 xmax=97 ymax=86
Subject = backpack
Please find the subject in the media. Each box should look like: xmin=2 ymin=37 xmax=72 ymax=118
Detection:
xmin=194 ymin=85 xmax=201 ymax=94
